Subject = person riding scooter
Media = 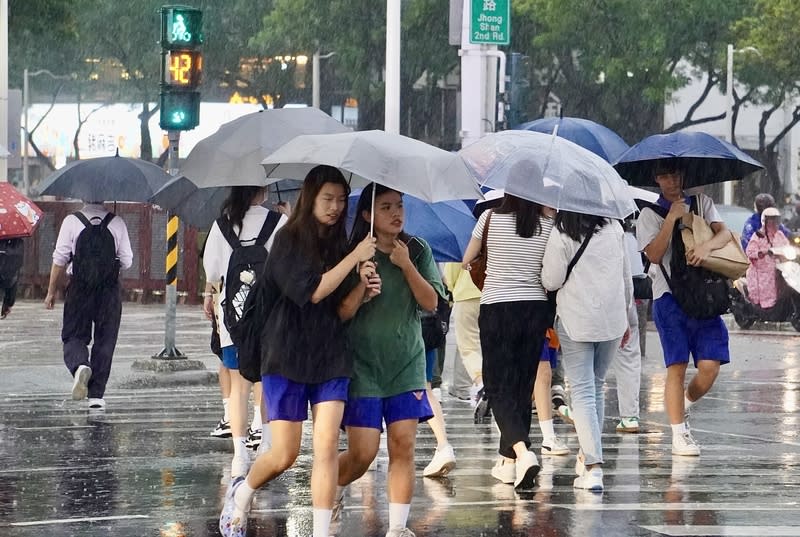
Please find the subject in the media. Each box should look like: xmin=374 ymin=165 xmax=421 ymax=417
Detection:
xmin=745 ymin=207 xmax=789 ymax=309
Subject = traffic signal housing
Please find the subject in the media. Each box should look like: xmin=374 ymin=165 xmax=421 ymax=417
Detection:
xmin=159 ymin=6 xmax=203 ymax=131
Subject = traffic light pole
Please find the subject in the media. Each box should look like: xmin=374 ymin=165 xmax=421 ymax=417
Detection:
xmin=153 ymin=130 xmax=185 ymax=359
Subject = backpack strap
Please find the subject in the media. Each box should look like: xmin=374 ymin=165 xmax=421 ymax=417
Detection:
xmin=216 ymin=216 xmax=241 ymax=249
xmin=99 ymin=212 xmax=116 ymax=228
xmin=253 ymin=211 xmax=282 ymax=247
xmin=73 ymin=211 xmax=92 ymax=229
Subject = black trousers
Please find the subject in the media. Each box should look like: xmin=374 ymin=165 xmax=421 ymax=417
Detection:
xmin=479 ymin=300 xmax=551 ymax=459
xmin=62 ymin=282 xmax=122 ymax=399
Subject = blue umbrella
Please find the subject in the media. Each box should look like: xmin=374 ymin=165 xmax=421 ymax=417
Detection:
xmin=347 ymin=189 xmax=476 ymax=262
xmin=613 ymin=131 xmax=764 ymax=188
xmin=515 ymin=117 xmax=629 ymax=163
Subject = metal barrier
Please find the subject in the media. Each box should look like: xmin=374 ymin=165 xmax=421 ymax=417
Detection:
xmin=19 ymin=201 xmax=201 ymax=305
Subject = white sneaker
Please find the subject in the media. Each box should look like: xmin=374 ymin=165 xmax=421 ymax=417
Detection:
xmin=469 ymin=383 xmax=483 ymax=408
xmin=573 ymin=466 xmax=604 ymax=492
xmin=541 ymin=436 xmax=569 ymax=456
xmin=88 ymin=398 xmax=106 ymax=410
xmin=514 ymin=450 xmax=540 ymax=489
xmin=423 ymin=444 xmax=456 ymax=477
xmin=490 ymin=457 xmax=515 ymax=484
xmin=72 ymin=365 xmax=92 ymax=400
xmin=672 ymin=430 xmax=700 ymax=456
xmin=385 ymin=528 xmax=416 ymax=537
xmin=231 ymin=452 xmax=251 ymax=478
xmin=431 ymin=387 xmax=442 ymax=402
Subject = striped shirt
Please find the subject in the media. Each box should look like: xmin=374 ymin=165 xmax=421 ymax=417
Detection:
xmin=472 ymin=211 xmax=554 ymax=304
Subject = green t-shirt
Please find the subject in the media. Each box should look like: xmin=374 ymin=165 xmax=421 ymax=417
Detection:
xmin=347 ymin=238 xmax=446 ymax=398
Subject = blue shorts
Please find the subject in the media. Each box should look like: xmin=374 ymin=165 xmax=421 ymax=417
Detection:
xmin=540 ymin=338 xmax=558 ymax=369
xmin=425 ymin=349 xmax=436 ymax=382
xmin=342 ymin=390 xmax=434 ymax=432
xmin=221 ymin=345 xmax=238 ymax=369
xmin=261 ymin=375 xmax=350 ymax=422
xmin=653 ymin=293 xmax=730 ymax=367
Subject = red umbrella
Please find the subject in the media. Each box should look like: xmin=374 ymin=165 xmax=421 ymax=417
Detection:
xmin=0 ymin=183 xmax=44 ymax=239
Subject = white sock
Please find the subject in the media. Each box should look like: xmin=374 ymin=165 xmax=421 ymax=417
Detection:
xmin=539 ymin=419 xmax=555 ymax=442
xmin=312 ymin=508 xmax=332 ymax=537
xmin=684 ymin=394 xmax=694 ymax=413
xmin=388 ymin=503 xmax=410 ymax=530
xmin=671 ymin=422 xmax=688 ymax=436
xmin=233 ymin=436 xmax=246 ymax=457
xmin=251 ymin=406 xmax=262 ymax=431
xmin=222 ymin=398 xmax=230 ymax=422
xmin=233 ymin=479 xmax=256 ymax=512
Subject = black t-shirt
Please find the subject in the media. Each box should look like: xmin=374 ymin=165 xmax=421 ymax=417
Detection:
xmin=260 ymin=229 xmax=356 ymax=383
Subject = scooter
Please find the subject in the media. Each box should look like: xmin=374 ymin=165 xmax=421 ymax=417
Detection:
xmin=729 ymin=243 xmax=800 ymax=331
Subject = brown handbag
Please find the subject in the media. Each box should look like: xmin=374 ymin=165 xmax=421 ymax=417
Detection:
xmin=680 ymin=200 xmax=749 ymax=280
xmin=468 ymin=210 xmax=492 ymax=290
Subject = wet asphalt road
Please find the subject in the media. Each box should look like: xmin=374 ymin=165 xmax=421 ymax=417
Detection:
xmin=1 ymin=301 xmax=799 ymax=537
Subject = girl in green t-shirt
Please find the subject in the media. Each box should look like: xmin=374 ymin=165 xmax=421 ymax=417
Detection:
xmin=335 ymin=184 xmax=446 ymax=537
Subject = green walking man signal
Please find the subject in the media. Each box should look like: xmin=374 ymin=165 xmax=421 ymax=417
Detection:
xmin=159 ymin=6 xmax=203 ymax=131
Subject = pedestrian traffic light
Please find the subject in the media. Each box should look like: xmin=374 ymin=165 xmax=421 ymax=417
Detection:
xmin=159 ymin=5 xmax=203 ymax=131
xmin=507 ymin=53 xmax=531 ymax=128
xmin=159 ymin=91 xmax=201 ymax=131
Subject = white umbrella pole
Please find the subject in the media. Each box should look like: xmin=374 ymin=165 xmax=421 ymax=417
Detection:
xmin=369 ymin=182 xmax=376 ymax=237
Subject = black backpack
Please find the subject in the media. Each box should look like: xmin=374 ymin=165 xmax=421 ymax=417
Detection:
xmin=406 ymin=236 xmax=453 ymax=351
xmin=217 ymin=212 xmax=281 ymax=347
xmin=0 ymin=238 xmax=24 ymax=285
xmin=71 ymin=212 xmax=120 ymax=289
xmin=421 ymin=290 xmax=453 ymax=351
xmin=649 ymin=197 xmax=729 ymax=319
xmin=235 ymin=271 xmax=281 ymax=383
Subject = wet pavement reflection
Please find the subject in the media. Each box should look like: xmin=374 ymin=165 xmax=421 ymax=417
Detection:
xmin=2 ymin=332 xmax=800 ymax=536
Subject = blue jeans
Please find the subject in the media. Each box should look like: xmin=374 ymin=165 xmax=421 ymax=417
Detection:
xmin=557 ymin=319 xmax=621 ymax=466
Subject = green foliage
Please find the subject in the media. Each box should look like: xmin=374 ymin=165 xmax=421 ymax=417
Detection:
xmin=511 ymin=0 xmax=752 ymax=141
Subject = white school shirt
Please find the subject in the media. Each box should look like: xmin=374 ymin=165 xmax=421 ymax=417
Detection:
xmin=52 ymin=204 xmax=134 ymax=273
xmin=636 ymin=193 xmax=722 ymax=301
xmin=541 ymin=222 xmax=632 ymax=342
xmin=203 ymin=205 xmax=287 ymax=347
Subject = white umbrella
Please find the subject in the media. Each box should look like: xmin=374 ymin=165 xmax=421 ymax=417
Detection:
xmin=459 ymin=130 xmax=637 ymax=219
xmin=262 ymin=130 xmax=483 ymax=202
xmin=179 ymin=107 xmax=349 ymax=187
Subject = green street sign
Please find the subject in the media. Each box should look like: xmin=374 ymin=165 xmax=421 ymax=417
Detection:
xmin=470 ymin=0 xmax=510 ymax=45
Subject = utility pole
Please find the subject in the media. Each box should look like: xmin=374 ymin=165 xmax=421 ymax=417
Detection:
xmin=0 ymin=0 xmax=9 ymax=181
xmin=385 ymin=0 xmax=401 ymax=134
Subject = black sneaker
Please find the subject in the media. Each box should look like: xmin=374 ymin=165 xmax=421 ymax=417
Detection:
xmin=210 ymin=418 xmax=232 ymax=438
xmin=245 ymin=427 xmax=262 ymax=450
xmin=473 ymin=390 xmax=492 ymax=424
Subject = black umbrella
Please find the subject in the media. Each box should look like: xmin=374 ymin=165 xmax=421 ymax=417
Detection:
xmin=37 ymin=154 xmax=173 ymax=202
xmin=613 ymin=131 xmax=764 ymax=188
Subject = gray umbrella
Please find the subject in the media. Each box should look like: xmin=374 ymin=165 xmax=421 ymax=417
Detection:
xmin=37 ymin=155 xmax=173 ymax=202
xmin=151 ymin=107 xmax=348 ymax=226
xmin=179 ymin=107 xmax=350 ymax=188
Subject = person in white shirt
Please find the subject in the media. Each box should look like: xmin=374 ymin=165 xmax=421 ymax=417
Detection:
xmin=542 ymin=210 xmax=632 ymax=492
xmin=202 ymin=186 xmax=287 ymax=480
xmin=44 ymin=201 xmax=134 ymax=410
xmin=613 ymin=219 xmax=646 ymax=434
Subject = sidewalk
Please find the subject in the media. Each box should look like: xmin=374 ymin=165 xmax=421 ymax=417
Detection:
xmin=0 ymin=300 xmax=220 ymax=396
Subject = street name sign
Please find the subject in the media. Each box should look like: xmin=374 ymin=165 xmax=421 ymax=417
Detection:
xmin=470 ymin=0 xmax=510 ymax=45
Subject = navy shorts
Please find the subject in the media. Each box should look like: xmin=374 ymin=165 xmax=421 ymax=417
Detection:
xmin=653 ymin=293 xmax=730 ymax=367
xmin=221 ymin=345 xmax=238 ymax=369
xmin=342 ymin=390 xmax=434 ymax=432
xmin=425 ymin=349 xmax=436 ymax=382
xmin=540 ymin=338 xmax=558 ymax=369
xmin=261 ymin=375 xmax=350 ymax=422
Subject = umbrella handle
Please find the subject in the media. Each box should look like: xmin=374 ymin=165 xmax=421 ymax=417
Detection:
xmin=369 ymin=181 xmax=376 ymax=238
